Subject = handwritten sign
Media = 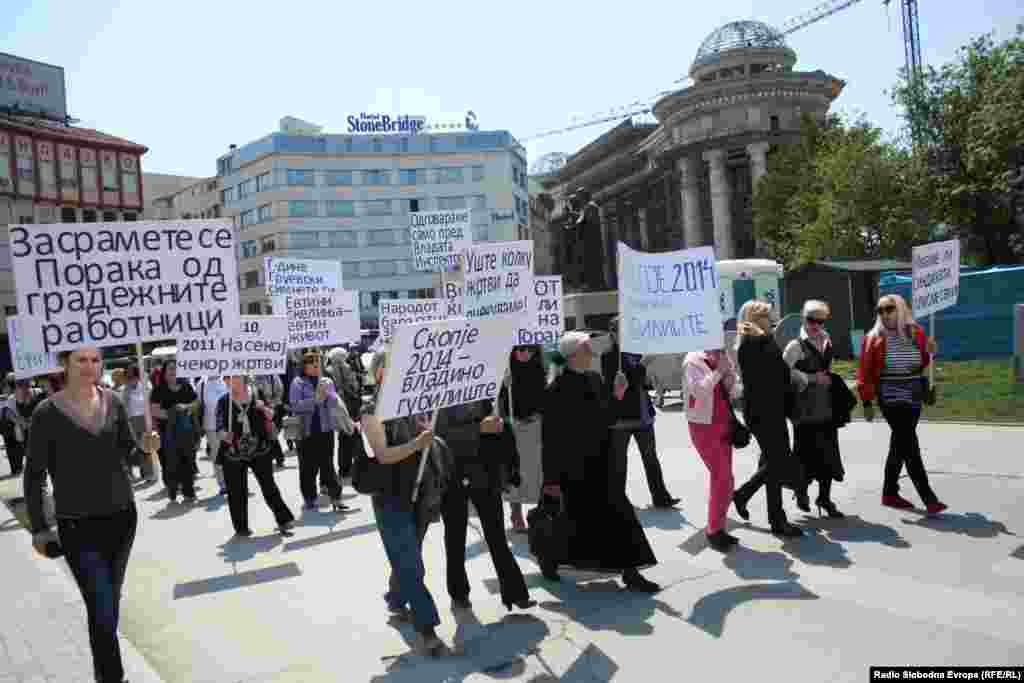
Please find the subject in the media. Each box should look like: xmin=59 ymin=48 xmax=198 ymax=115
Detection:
xmin=460 ymin=240 xmax=534 ymax=325
xmin=515 ymin=276 xmax=564 ymax=347
xmin=6 ymin=317 xmax=61 ymax=380
xmin=265 ymin=257 xmax=341 ymax=306
xmin=912 ymin=239 xmax=960 ymax=317
xmin=379 ymin=299 xmax=447 ymax=342
xmin=618 ymin=243 xmax=724 ymax=354
xmin=176 ymin=316 xmax=288 ymax=378
xmin=409 ymin=210 xmax=473 ymax=272
xmin=285 ymin=290 xmax=360 ymax=349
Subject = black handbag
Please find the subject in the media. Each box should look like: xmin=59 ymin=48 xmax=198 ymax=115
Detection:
xmin=526 ymin=495 xmax=575 ymax=565
xmin=480 ymin=422 xmax=521 ymax=491
xmin=351 ymin=430 xmax=392 ymax=496
xmin=727 ymin=400 xmax=752 ymax=449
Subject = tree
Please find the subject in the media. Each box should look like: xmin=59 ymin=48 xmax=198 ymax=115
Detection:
xmin=892 ymin=26 xmax=1024 ymax=265
xmin=754 ymin=114 xmax=931 ymax=271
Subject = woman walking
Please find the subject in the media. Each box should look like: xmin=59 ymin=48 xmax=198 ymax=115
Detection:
xmin=25 ymin=346 xmax=160 ymax=683
xmin=289 ymin=351 xmax=346 ymax=512
xmin=783 ymin=300 xmax=847 ymax=518
xmin=499 ymin=345 xmax=546 ymax=532
xmin=149 ymin=360 xmax=198 ymax=503
xmin=857 ymin=294 xmax=947 ymax=514
xmin=361 ymin=348 xmax=447 ymax=656
xmin=216 ymin=376 xmax=295 ymax=537
xmin=683 ymin=347 xmax=741 ymax=551
xmin=731 ymin=300 xmax=804 ymax=538
xmin=1 ymin=377 xmax=44 ymax=477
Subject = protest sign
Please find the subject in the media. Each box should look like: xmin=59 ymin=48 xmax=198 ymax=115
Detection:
xmin=265 ymin=257 xmax=341 ymax=306
xmin=6 ymin=317 xmax=61 ymax=380
xmin=176 ymin=315 xmax=288 ymax=378
xmin=912 ymin=239 xmax=960 ymax=318
xmin=285 ymin=290 xmax=360 ymax=349
xmin=514 ymin=276 xmax=564 ymax=347
xmin=460 ymin=240 xmax=534 ymax=335
xmin=379 ymin=299 xmax=446 ymax=342
xmin=410 ymin=209 xmax=473 ymax=272
xmin=618 ymin=243 xmax=724 ymax=354
xmin=375 ymin=316 xmax=516 ymax=421
xmin=10 ymin=219 xmax=240 ymax=353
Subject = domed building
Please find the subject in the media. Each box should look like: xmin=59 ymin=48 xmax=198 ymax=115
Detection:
xmin=541 ymin=20 xmax=845 ymax=299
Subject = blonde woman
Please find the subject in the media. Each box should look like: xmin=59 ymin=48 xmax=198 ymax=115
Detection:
xmin=731 ymin=300 xmax=803 ymax=538
xmin=856 ymin=294 xmax=946 ymax=514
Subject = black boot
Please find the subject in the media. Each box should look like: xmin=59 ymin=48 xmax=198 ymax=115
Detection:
xmin=707 ymin=530 xmax=737 ymax=552
xmin=816 ymin=479 xmax=844 ymax=518
xmin=622 ymin=568 xmax=660 ymax=593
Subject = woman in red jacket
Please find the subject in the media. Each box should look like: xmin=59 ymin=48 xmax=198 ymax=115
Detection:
xmin=856 ymin=294 xmax=947 ymax=514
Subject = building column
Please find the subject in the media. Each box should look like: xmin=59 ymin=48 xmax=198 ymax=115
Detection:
xmin=703 ymin=148 xmax=735 ymax=260
xmin=599 ymin=204 xmax=613 ymax=289
xmin=676 ymin=155 xmax=703 ymax=248
xmin=638 ymin=207 xmax=650 ymax=251
xmin=747 ymin=142 xmax=771 ymax=256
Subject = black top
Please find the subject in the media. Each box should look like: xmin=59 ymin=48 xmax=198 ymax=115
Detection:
xmin=150 ymin=382 xmax=197 ymax=429
xmin=601 ymin=344 xmax=654 ymax=425
xmin=737 ymin=332 xmax=793 ymax=427
xmin=215 ymin=393 xmax=274 ymax=460
xmin=25 ymin=390 xmax=136 ymax=534
xmin=542 ymin=368 xmax=614 ymax=486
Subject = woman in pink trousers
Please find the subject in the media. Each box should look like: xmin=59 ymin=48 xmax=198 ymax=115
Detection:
xmin=683 ymin=348 xmax=742 ymax=552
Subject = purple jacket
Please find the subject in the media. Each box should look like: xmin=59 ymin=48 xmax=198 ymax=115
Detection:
xmin=288 ymin=375 xmax=340 ymax=435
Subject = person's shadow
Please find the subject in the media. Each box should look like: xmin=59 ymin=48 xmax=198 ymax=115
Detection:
xmin=801 ymin=514 xmax=911 ymax=549
xmin=901 ymin=512 xmax=1015 ymax=540
xmin=634 ymin=506 xmax=689 ymax=531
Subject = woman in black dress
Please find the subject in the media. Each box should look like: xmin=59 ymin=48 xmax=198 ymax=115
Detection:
xmin=149 ymin=360 xmax=198 ymax=503
xmin=538 ymin=331 xmax=660 ymax=592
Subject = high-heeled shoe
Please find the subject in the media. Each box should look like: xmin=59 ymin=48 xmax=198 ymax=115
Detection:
xmin=504 ymin=598 xmax=537 ymax=611
xmin=795 ymin=491 xmax=811 ymax=513
xmin=540 ymin=559 xmax=560 ymax=582
xmin=770 ymin=522 xmax=804 ymax=538
xmin=733 ymin=493 xmax=750 ymax=521
xmin=816 ymin=499 xmax=844 ymax=519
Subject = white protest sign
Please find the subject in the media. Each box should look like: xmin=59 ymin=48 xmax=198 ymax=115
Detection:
xmin=176 ymin=316 xmax=288 ymax=378
xmin=515 ymin=276 xmax=564 ymax=347
xmin=410 ymin=209 xmax=474 ymax=272
xmin=265 ymin=257 xmax=341 ymax=306
xmin=10 ymin=219 xmax=240 ymax=353
xmin=285 ymin=290 xmax=360 ymax=349
xmin=461 ymin=240 xmax=534 ymax=341
xmin=379 ymin=299 xmax=447 ymax=342
xmin=912 ymin=239 xmax=960 ymax=317
xmin=618 ymin=243 xmax=724 ymax=354
xmin=375 ymin=316 xmax=516 ymax=421
xmin=6 ymin=317 xmax=61 ymax=380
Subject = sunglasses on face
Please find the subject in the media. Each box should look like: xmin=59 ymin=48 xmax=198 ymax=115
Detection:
xmin=877 ymin=305 xmax=897 ymax=315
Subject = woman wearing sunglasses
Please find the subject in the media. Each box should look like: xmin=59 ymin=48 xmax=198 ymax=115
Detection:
xmin=856 ymin=294 xmax=946 ymax=514
xmin=783 ymin=300 xmax=846 ymax=518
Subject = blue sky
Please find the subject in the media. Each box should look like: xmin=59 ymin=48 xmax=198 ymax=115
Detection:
xmin=5 ymin=0 xmax=1020 ymax=177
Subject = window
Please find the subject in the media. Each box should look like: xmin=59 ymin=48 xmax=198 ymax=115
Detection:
xmin=471 ymin=165 xmax=485 ymax=182
xmin=237 ymin=178 xmax=253 ymax=199
xmin=261 ymin=236 xmax=276 ymax=253
xmin=437 ymin=196 xmax=466 ymax=210
xmin=243 ymin=271 xmax=260 ymax=289
xmin=344 ymin=263 xmax=361 ymax=280
xmin=770 ymin=115 xmax=780 ymax=132
xmin=326 ymin=200 xmax=355 ymax=217
xmin=286 ymin=169 xmax=315 ymax=186
xmin=288 ymin=232 xmax=320 ymax=249
xmin=329 ymin=231 xmax=359 ymax=248
xmin=258 ymin=204 xmax=273 ymax=222
xmin=256 ymin=172 xmax=272 ymax=192
xmin=247 ymin=302 xmax=262 ymax=314
xmin=373 ymin=139 xmax=383 ymax=153
xmin=264 ymin=303 xmax=274 ymax=314
xmin=241 ymin=240 xmax=259 ymax=258
xmin=512 ymin=166 xmax=519 ymax=185
xmin=288 ymin=200 xmax=318 ymax=217
xmin=240 ymin=209 xmax=256 ymax=227
xmin=398 ymin=198 xmax=424 ymax=214
xmin=471 ymin=195 xmax=487 ymax=210
xmin=370 ymin=261 xmax=397 ymax=277
xmin=325 ymin=170 xmax=353 ymax=186
xmin=437 ymin=167 xmax=464 ymax=184
xmin=123 ymin=173 xmax=139 ymax=195
xmin=363 ymin=200 xmax=392 ymax=216
xmin=103 ymin=211 xmax=117 ymax=222
xmin=367 ymin=230 xmax=399 ymax=247
xmin=399 ymin=169 xmax=424 ymax=185
xmin=409 ymin=288 xmax=433 ymax=299
xmin=82 ymin=210 xmax=97 ymax=223
xmin=363 ymin=170 xmax=391 ymax=186
xmin=400 ymin=138 xmax=409 ymax=153
xmin=221 ymin=186 xmax=236 ymax=204
xmin=123 ymin=212 xmax=137 ymax=222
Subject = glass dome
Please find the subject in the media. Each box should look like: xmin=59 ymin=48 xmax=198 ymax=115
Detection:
xmin=693 ymin=20 xmax=788 ymax=66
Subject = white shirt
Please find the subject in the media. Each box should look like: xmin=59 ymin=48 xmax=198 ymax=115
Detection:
xmin=202 ymin=378 xmax=229 ymax=431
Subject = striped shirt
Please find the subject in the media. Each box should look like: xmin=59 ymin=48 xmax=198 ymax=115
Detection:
xmin=880 ymin=332 xmax=921 ymax=404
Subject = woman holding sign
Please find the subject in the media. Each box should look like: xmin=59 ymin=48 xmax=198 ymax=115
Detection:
xmin=25 ymin=346 xmax=160 ymax=683
xmin=857 ymin=294 xmax=946 ymax=514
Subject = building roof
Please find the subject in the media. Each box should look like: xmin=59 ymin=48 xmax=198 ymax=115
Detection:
xmin=693 ymin=20 xmax=788 ymax=67
xmin=811 ymin=259 xmax=912 ymax=273
xmin=0 ymin=113 xmax=147 ymax=152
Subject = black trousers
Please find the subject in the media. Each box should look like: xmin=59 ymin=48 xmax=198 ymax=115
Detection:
xmin=161 ymin=444 xmax=196 ymax=499
xmin=337 ymin=431 xmax=358 ymax=479
xmin=223 ymin=456 xmax=294 ymax=534
xmin=441 ymin=478 xmax=529 ymax=606
xmin=299 ymin=431 xmax=340 ymax=503
xmin=57 ymin=507 xmax=137 ymax=683
xmin=609 ymin=427 xmax=671 ymax=502
xmin=4 ymin=439 xmax=24 ymax=475
xmin=733 ymin=419 xmax=790 ymax=527
xmin=881 ymin=402 xmax=938 ymax=504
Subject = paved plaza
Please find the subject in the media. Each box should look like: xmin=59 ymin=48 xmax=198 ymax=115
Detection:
xmin=1 ymin=410 xmax=1022 ymax=682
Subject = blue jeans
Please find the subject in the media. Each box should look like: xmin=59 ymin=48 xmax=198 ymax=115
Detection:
xmin=372 ymin=495 xmax=439 ymax=630
xmin=57 ymin=507 xmax=138 ymax=683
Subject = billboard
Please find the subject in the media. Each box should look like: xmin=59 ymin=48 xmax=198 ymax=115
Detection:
xmin=0 ymin=52 xmax=68 ymax=122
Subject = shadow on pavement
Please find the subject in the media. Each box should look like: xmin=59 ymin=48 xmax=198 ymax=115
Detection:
xmin=217 ymin=533 xmax=283 ymax=562
xmin=283 ymin=522 xmax=378 ymax=552
xmin=1012 ymin=545 xmax=1024 ymax=560
xmin=687 ymin=581 xmax=819 ymax=638
xmin=150 ymin=501 xmax=201 ymax=521
xmin=539 ymin=578 xmax=682 ymax=638
xmin=780 ymin=530 xmax=853 ymax=569
xmin=172 ymin=561 xmax=302 ymax=600
xmin=901 ymin=512 xmax=1015 ymax=539
xmin=635 ymin=506 xmax=689 ymax=531
xmin=800 ymin=514 xmax=911 ymax=548
xmin=373 ymin=611 xmax=551 ymax=682
xmin=722 ymin=545 xmax=801 ymax=582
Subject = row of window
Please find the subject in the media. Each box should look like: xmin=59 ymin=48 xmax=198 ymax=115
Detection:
xmin=239 ymin=223 xmax=493 ymax=257
xmin=282 ymin=195 xmax=488 ymax=219
xmin=224 ymin=165 xmax=488 ymax=203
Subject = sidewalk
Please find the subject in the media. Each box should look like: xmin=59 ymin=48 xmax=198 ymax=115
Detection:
xmin=0 ymin=459 xmax=164 ymax=683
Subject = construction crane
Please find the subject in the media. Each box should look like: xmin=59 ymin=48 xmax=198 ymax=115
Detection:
xmin=521 ymin=0 xmax=923 ymax=144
